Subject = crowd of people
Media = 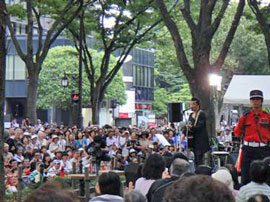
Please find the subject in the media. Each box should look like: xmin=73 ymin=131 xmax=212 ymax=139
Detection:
xmin=3 ymin=118 xmax=270 ymax=202
xmin=4 ymin=90 xmax=270 ymax=202
xmin=3 ymin=117 xmax=183 ymax=194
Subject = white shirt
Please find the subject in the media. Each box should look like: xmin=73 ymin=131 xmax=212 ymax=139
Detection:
xmin=135 ymin=177 xmax=155 ymax=196
xmin=236 ymin=182 xmax=270 ymax=202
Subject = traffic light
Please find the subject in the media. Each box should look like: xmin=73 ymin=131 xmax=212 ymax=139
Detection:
xmin=110 ymin=98 xmax=117 ymax=109
xmin=71 ymin=93 xmax=79 ymax=104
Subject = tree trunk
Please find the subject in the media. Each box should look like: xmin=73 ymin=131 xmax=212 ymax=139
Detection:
xmin=26 ymin=70 xmax=38 ymax=124
xmin=69 ymin=105 xmax=78 ymax=127
xmin=189 ymin=71 xmax=216 ymax=138
xmin=0 ymin=1 xmax=6 ymax=200
xmin=91 ymin=86 xmax=102 ymax=125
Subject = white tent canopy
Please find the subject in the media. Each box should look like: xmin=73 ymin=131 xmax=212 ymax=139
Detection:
xmin=223 ymin=75 xmax=270 ymax=106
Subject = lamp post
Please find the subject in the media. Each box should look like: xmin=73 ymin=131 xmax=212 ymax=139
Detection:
xmin=61 ymin=73 xmax=68 ymax=88
xmin=61 ymin=70 xmax=82 ymax=128
xmin=209 ymin=73 xmax=222 ymax=132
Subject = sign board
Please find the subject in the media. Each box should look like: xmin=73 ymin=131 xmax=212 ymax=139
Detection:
xmin=155 ymin=134 xmax=170 ymax=146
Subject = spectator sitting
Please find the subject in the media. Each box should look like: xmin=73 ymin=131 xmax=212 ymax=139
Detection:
xmin=134 ymin=153 xmax=165 ymax=196
xmin=163 ymin=175 xmax=234 ymax=202
xmin=147 ymin=157 xmax=190 ymax=202
xmin=90 ymin=171 xmax=123 ymax=202
xmin=211 ymin=167 xmax=238 ymax=197
xmin=195 ymin=165 xmax=212 ymax=176
xmin=3 ymin=143 xmax=13 ymax=161
xmin=247 ymin=194 xmax=270 ymax=202
xmin=13 ymin=147 xmax=24 ymax=163
xmin=29 ymin=162 xmax=44 ymax=184
xmin=236 ymin=160 xmax=270 ymax=202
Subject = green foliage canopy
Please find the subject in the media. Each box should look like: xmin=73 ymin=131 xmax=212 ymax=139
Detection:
xmin=37 ymin=46 xmax=126 ymax=110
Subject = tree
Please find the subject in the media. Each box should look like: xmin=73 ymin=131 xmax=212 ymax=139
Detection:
xmin=68 ymin=0 xmax=162 ymax=124
xmin=37 ymin=46 xmax=126 ymax=125
xmin=248 ymin=0 xmax=270 ymax=67
xmin=0 ymin=1 xmax=6 ymax=200
xmin=155 ymin=0 xmax=245 ymax=136
xmin=4 ymin=0 xmax=83 ymax=124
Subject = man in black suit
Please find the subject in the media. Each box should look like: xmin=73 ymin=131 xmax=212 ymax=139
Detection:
xmin=182 ymin=97 xmax=210 ymax=166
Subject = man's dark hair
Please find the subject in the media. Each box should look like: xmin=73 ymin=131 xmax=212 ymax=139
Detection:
xmin=250 ymin=160 xmax=268 ymax=184
xmin=195 ymin=165 xmax=212 ymax=176
xmin=172 ymin=152 xmax=188 ymax=162
xmin=163 ymin=175 xmax=234 ymax=202
xmin=191 ymin=97 xmax=200 ymax=107
xmin=24 ymin=182 xmax=79 ymax=202
xmin=142 ymin=154 xmax=165 ymax=180
xmin=98 ymin=172 xmax=121 ymax=196
xmin=247 ymin=194 xmax=270 ymax=202
xmin=263 ymin=157 xmax=270 ymax=185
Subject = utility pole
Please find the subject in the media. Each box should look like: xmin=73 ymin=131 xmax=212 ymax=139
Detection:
xmin=78 ymin=9 xmax=84 ymax=129
xmin=0 ymin=0 xmax=6 ymax=200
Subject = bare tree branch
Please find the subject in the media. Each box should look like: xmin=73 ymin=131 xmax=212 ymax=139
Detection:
xmin=214 ymin=0 xmax=245 ymax=70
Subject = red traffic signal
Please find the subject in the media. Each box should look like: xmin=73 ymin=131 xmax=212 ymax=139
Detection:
xmin=71 ymin=93 xmax=79 ymax=104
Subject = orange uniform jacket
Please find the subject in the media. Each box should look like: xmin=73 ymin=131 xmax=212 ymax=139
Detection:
xmin=234 ymin=109 xmax=270 ymax=143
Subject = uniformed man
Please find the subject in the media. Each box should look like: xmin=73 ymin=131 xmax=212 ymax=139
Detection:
xmin=234 ymin=89 xmax=270 ymax=185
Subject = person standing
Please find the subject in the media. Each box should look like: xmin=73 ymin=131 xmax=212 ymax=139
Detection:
xmin=182 ymin=97 xmax=210 ymax=166
xmin=234 ymin=89 xmax=270 ymax=185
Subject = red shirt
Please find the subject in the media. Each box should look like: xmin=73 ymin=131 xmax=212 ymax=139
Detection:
xmin=234 ymin=109 xmax=270 ymax=143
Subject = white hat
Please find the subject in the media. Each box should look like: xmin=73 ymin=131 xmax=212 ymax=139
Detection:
xmin=24 ymin=132 xmax=31 ymax=136
xmin=129 ymin=148 xmax=136 ymax=154
xmin=52 ymin=135 xmax=59 ymax=140
xmin=212 ymin=168 xmax=234 ymax=190
xmin=31 ymin=135 xmax=38 ymax=139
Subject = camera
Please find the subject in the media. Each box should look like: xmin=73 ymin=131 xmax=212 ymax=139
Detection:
xmin=87 ymin=136 xmax=110 ymax=163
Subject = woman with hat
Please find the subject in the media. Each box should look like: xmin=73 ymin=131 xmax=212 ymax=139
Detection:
xmin=49 ymin=135 xmax=59 ymax=154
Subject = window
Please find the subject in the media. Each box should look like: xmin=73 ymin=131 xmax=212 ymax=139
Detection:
xmin=14 ymin=56 xmax=26 ymax=80
xmin=6 ymin=55 xmax=13 ymax=80
xmin=5 ymin=55 xmax=26 ymax=80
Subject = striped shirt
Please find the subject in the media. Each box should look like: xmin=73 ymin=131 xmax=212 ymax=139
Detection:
xmin=236 ymin=182 xmax=270 ymax=202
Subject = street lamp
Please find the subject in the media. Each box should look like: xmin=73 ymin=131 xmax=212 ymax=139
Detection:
xmin=61 ymin=73 xmax=68 ymax=88
xmin=209 ymin=73 xmax=222 ymax=91
xmin=209 ymin=73 xmax=223 ymax=133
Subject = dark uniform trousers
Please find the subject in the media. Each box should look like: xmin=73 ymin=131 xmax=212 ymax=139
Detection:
xmin=241 ymin=145 xmax=270 ymax=185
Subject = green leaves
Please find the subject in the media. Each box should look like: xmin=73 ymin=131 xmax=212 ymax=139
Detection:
xmin=7 ymin=4 xmax=26 ymax=19
xmin=37 ymin=46 xmax=126 ymax=109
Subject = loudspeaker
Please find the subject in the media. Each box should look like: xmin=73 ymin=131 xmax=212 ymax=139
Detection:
xmin=168 ymin=103 xmax=183 ymax=122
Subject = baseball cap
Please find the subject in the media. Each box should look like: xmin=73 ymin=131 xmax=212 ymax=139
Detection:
xmin=250 ymin=89 xmax=263 ymax=99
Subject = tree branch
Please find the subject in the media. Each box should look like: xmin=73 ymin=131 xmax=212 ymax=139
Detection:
xmin=214 ymin=0 xmax=245 ymax=70
xmin=5 ymin=14 xmax=26 ymax=61
xmin=39 ymin=0 xmax=83 ymax=70
xmin=32 ymin=7 xmax=43 ymax=62
xmin=26 ymin=0 xmax=34 ymax=68
xmin=248 ymin=0 xmax=270 ymax=67
xmin=155 ymin=0 xmax=193 ymax=78
xmin=180 ymin=2 xmax=197 ymax=38
xmin=210 ymin=0 xmax=229 ymax=36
